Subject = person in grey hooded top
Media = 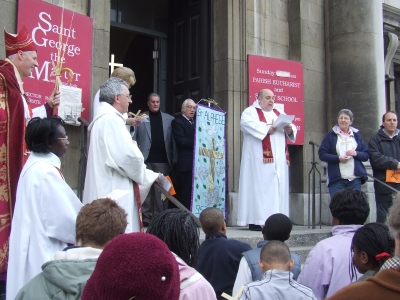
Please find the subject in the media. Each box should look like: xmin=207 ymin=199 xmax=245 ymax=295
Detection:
xmin=15 ymin=198 xmax=128 ymax=300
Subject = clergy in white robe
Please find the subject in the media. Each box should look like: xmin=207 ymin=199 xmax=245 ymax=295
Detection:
xmin=83 ymin=77 xmax=159 ymax=233
xmin=6 ymin=117 xmax=83 ymax=300
xmin=237 ymin=89 xmax=297 ymax=226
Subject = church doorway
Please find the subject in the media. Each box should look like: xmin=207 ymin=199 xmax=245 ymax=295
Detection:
xmin=109 ymin=0 xmax=212 ymax=115
xmin=109 ymin=27 xmax=168 ymax=114
xmin=110 ymin=0 xmax=168 ymax=114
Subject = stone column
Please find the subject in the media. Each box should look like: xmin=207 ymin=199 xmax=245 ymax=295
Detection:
xmin=325 ymin=0 xmax=385 ymax=141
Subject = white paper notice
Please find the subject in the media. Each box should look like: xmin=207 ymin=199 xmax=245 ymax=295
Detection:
xmin=158 ymin=174 xmax=172 ymax=201
xmin=59 ymin=85 xmax=83 ymax=126
xmin=274 ymin=114 xmax=295 ymax=131
xmin=339 ymin=140 xmax=353 ymax=156
xmin=106 ymin=189 xmax=130 ymax=200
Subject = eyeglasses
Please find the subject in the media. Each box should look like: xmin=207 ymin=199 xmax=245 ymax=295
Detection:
xmin=119 ymin=94 xmax=132 ymax=99
xmin=186 ymin=105 xmax=196 ymax=110
xmin=265 ymin=96 xmax=275 ymax=100
xmin=58 ymin=135 xmax=68 ymax=140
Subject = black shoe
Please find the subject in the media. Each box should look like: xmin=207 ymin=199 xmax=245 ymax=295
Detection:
xmin=249 ymin=224 xmax=262 ymax=231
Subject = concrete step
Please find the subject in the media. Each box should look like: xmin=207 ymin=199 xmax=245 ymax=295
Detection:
xmin=199 ymin=226 xmax=332 ymax=264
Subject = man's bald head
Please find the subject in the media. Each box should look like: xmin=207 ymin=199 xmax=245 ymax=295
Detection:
xmin=257 ymin=89 xmax=275 ymax=111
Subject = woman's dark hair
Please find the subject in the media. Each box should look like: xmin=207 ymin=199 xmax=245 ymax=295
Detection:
xmin=146 ymin=209 xmax=199 ymax=267
xmin=329 ymin=189 xmax=370 ymax=225
xmin=350 ymin=222 xmax=395 ymax=280
xmin=25 ymin=116 xmax=64 ymax=153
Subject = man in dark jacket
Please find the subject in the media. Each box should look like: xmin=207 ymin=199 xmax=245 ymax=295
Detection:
xmin=171 ymin=99 xmax=196 ymax=210
xmin=368 ymin=111 xmax=400 ymax=223
xmin=196 ymin=207 xmax=251 ymax=299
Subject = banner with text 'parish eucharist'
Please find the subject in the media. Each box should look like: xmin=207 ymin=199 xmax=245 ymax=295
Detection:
xmin=192 ymin=104 xmax=226 ymax=218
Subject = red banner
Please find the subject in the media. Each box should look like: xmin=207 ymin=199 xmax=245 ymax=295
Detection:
xmin=17 ymin=0 xmax=93 ymax=121
xmin=248 ymin=55 xmax=304 ymax=145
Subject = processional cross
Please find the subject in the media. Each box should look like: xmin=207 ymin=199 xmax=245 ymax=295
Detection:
xmin=109 ymin=54 xmax=123 ymax=76
xmin=199 ymin=138 xmax=224 ymax=192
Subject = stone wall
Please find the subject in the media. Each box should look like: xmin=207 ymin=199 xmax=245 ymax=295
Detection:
xmin=219 ymin=0 xmax=328 ymax=225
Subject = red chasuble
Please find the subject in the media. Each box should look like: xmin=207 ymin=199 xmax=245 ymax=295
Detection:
xmin=0 ymin=59 xmax=26 ymax=272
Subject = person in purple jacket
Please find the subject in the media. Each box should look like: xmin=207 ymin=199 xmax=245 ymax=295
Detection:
xmin=297 ymin=189 xmax=370 ymax=300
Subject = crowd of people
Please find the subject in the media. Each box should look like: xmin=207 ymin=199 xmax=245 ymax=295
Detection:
xmin=2 ymin=21 xmax=400 ymax=300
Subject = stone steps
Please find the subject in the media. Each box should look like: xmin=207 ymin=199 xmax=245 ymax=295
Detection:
xmin=200 ymin=226 xmax=332 ymax=263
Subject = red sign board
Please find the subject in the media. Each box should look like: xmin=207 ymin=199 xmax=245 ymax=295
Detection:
xmin=17 ymin=0 xmax=93 ymax=120
xmin=248 ymin=55 xmax=304 ymax=145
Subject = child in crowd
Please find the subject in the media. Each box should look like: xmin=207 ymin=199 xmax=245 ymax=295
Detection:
xmin=233 ymin=213 xmax=301 ymax=295
xmin=238 ymin=241 xmax=316 ymax=300
xmin=297 ymin=189 xmax=370 ymax=300
xmin=327 ymin=196 xmax=400 ymax=300
xmin=15 ymin=198 xmax=128 ymax=299
xmin=196 ymin=207 xmax=251 ymax=299
xmin=82 ymin=232 xmax=180 ymax=300
xmin=147 ymin=209 xmax=217 ymax=300
xmin=351 ymin=222 xmax=395 ymax=282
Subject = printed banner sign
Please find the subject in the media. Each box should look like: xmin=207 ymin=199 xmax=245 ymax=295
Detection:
xmin=17 ymin=0 xmax=93 ymax=121
xmin=248 ymin=55 xmax=304 ymax=145
xmin=191 ymin=105 xmax=226 ymax=218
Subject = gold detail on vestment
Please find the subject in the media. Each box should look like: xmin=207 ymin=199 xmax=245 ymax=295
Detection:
xmin=263 ymin=148 xmax=272 ymax=156
xmin=0 ymin=239 xmax=9 ymax=273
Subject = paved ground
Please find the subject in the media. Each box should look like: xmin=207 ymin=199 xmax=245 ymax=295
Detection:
xmin=199 ymin=225 xmax=332 ymax=239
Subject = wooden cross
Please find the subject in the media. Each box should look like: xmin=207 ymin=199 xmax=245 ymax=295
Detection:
xmin=109 ymin=54 xmax=123 ymax=76
xmin=199 ymin=138 xmax=224 ymax=192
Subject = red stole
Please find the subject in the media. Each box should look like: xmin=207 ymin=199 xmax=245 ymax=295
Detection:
xmin=133 ymin=181 xmax=144 ymax=232
xmin=0 ymin=60 xmax=26 ymax=273
xmin=256 ymin=108 xmax=290 ymax=166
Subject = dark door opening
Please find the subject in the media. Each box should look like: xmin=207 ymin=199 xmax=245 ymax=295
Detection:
xmin=110 ymin=27 xmax=154 ymax=114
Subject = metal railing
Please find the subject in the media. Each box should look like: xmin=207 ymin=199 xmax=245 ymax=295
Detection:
xmin=308 ymin=140 xmax=399 ymax=229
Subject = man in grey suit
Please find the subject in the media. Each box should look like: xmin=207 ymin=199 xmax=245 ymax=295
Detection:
xmin=133 ymin=93 xmax=176 ymax=226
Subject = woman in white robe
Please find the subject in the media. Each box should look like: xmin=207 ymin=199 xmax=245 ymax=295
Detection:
xmin=6 ymin=117 xmax=83 ymax=300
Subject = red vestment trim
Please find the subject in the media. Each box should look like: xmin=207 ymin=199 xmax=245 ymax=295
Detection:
xmin=133 ymin=181 xmax=144 ymax=232
xmin=0 ymin=59 xmax=26 ymax=272
xmin=255 ymin=108 xmax=290 ymax=166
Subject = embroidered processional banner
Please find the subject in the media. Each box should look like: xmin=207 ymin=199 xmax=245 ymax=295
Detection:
xmin=191 ymin=104 xmax=226 ymax=218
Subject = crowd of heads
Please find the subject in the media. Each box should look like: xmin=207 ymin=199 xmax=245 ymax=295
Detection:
xmin=350 ymin=222 xmax=395 ymax=280
xmin=147 ymin=208 xmax=200 ymax=267
xmin=329 ymin=189 xmax=370 ymax=225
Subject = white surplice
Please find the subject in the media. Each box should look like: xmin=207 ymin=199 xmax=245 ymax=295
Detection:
xmin=237 ymin=100 xmax=297 ymax=226
xmin=6 ymin=152 xmax=83 ymax=300
xmin=83 ymin=102 xmax=158 ymax=233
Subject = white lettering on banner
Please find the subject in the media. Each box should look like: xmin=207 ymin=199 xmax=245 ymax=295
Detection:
xmin=272 ymin=79 xmax=301 ymax=88
xmin=32 ymin=12 xmax=80 ymax=57
xmin=276 ymin=95 xmax=298 ymax=102
xmin=256 ymin=68 xmax=275 ymax=76
xmin=25 ymin=92 xmax=42 ymax=99
xmin=29 ymin=99 xmax=42 ymax=105
xmin=252 ymin=77 xmax=272 ymax=84
xmin=29 ymin=60 xmax=81 ymax=82
xmin=296 ymin=125 xmax=301 ymax=130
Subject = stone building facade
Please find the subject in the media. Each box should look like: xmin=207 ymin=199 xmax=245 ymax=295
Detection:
xmin=0 ymin=0 xmax=399 ymax=225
